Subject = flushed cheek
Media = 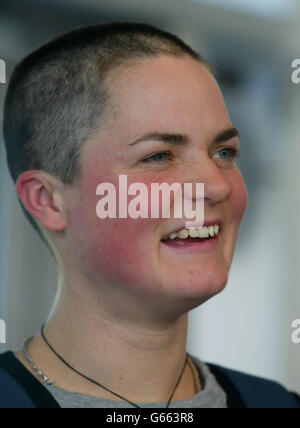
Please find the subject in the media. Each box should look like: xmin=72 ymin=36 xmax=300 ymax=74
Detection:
xmin=88 ymin=218 xmax=160 ymax=285
xmin=221 ymin=171 xmax=248 ymax=265
xmin=230 ymin=170 xmax=248 ymax=225
xmin=66 ymin=173 xmax=163 ymax=289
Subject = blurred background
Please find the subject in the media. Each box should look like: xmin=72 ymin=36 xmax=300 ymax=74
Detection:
xmin=1 ymin=0 xmax=300 ymax=393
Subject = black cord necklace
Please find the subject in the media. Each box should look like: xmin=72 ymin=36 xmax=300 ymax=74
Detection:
xmin=40 ymin=324 xmax=188 ymax=408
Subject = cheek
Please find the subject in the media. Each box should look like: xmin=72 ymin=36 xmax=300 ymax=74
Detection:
xmin=226 ymin=169 xmax=248 ymax=237
xmin=231 ymin=169 xmax=248 ymax=221
xmin=85 ymin=219 xmax=154 ymax=285
xmin=218 ymin=169 xmax=248 ymax=268
xmin=66 ymin=170 xmax=162 ymax=286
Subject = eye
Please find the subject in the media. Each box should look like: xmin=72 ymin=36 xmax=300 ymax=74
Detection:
xmin=141 ymin=152 xmax=172 ymax=164
xmin=213 ymin=147 xmax=240 ymax=161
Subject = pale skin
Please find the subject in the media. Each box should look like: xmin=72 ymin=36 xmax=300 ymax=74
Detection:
xmin=15 ymin=54 xmax=248 ymax=404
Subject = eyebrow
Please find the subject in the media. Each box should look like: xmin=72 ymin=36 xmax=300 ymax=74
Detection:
xmin=129 ymin=127 xmax=240 ymax=147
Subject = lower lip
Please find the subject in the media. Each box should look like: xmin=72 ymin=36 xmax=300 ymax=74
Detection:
xmin=160 ymin=235 xmax=219 ymax=251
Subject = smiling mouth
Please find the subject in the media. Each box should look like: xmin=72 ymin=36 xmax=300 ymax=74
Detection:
xmin=161 ymin=235 xmax=217 ymax=247
xmin=161 ymin=224 xmax=220 ymax=247
xmin=162 ymin=235 xmax=211 ymax=243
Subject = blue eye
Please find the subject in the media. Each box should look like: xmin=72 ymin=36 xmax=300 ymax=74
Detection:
xmin=214 ymin=148 xmax=240 ymax=161
xmin=141 ymin=152 xmax=172 ymax=163
xmin=141 ymin=148 xmax=240 ymax=165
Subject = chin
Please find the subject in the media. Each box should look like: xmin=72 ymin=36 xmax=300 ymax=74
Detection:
xmin=174 ymin=267 xmax=228 ymax=301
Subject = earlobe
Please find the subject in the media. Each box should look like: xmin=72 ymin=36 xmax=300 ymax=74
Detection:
xmin=16 ymin=171 xmax=67 ymax=232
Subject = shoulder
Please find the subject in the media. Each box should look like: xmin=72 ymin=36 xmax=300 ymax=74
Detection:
xmin=206 ymin=361 xmax=300 ymax=408
xmin=0 ymin=351 xmax=60 ymax=408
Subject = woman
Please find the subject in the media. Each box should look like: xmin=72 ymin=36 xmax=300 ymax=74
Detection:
xmin=1 ymin=22 xmax=299 ymax=408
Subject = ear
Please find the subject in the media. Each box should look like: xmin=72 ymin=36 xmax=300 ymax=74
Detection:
xmin=16 ymin=171 xmax=67 ymax=232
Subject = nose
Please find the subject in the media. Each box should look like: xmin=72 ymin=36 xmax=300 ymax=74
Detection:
xmin=181 ymin=155 xmax=232 ymax=205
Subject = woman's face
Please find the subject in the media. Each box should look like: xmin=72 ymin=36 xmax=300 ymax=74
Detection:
xmin=62 ymin=55 xmax=248 ymax=314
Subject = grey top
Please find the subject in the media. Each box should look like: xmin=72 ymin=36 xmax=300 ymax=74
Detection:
xmin=43 ymin=355 xmax=227 ymax=408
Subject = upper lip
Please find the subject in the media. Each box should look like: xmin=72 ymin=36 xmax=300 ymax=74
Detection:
xmin=161 ymin=219 xmax=222 ymax=240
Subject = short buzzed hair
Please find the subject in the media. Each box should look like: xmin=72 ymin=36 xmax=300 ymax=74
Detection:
xmin=2 ymin=21 xmax=213 ymax=258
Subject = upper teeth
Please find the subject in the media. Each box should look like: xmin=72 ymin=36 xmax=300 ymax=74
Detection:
xmin=165 ymin=224 xmax=220 ymax=240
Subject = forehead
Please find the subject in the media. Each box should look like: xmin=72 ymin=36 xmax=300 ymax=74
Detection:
xmin=81 ymin=55 xmax=231 ymax=167
xmin=104 ymin=55 xmax=229 ymax=136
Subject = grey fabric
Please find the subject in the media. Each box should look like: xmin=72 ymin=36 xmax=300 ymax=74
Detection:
xmin=43 ymin=355 xmax=227 ymax=408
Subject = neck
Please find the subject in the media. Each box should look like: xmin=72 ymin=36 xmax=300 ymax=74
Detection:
xmin=21 ymin=278 xmax=197 ymax=404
